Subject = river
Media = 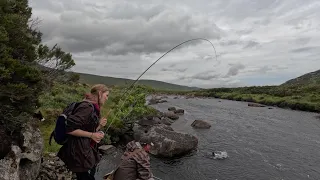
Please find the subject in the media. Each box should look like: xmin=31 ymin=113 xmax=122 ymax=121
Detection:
xmin=96 ymin=96 xmax=320 ymax=180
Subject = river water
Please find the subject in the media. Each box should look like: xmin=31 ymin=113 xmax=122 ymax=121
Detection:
xmin=96 ymin=96 xmax=320 ymax=180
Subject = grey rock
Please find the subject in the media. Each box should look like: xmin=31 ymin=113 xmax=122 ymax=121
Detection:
xmin=248 ymin=102 xmax=266 ymax=107
xmin=0 ymin=122 xmax=44 ymax=180
xmin=134 ymin=124 xmax=198 ymax=157
xmin=174 ymin=109 xmax=185 ymax=115
xmin=163 ymin=112 xmax=179 ymax=120
xmin=191 ymin=120 xmax=212 ymax=129
xmin=161 ymin=117 xmax=173 ymax=126
xmin=98 ymin=145 xmax=116 ymax=155
xmin=137 ymin=117 xmax=161 ymax=127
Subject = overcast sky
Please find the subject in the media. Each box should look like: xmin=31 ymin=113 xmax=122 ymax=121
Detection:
xmin=29 ymin=0 xmax=320 ymax=88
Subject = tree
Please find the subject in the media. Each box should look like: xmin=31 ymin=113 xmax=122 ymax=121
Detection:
xmin=0 ymin=0 xmax=75 ymax=157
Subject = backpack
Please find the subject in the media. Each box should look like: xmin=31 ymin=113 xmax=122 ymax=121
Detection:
xmin=49 ymin=101 xmax=96 ymax=146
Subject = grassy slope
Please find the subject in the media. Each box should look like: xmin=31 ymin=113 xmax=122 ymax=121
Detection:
xmin=282 ymin=69 xmax=320 ymax=86
xmin=77 ymin=72 xmax=200 ymax=91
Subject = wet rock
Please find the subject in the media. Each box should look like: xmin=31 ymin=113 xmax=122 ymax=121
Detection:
xmin=191 ymin=120 xmax=212 ymax=129
xmin=161 ymin=117 xmax=174 ymax=126
xmin=148 ymin=96 xmax=168 ymax=104
xmin=137 ymin=117 xmax=161 ymax=126
xmin=98 ymin=145 xmax=116 ymax=155
xmin=134 ymin=124 xmax=198 ymax=157
xmin=185 ymin=94 xmax=195 ymax=99
xmin=248 ymin=103 xmax=266 ymax=107
xmin=158 ymin=99 xmax=168 ymax=103
xmin=174 ymin=109 xmax=185 ymax=115
xmin=168 ymin=107 xmax=176 ymax=111
xmin=173 ymin=97 xmax=178 ymax=99
xmin=162 ymin=112 xmax=179 ymax=120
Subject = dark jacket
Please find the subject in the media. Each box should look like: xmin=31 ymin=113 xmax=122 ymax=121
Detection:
xmin=57 ymin=101 xmax=101 ymax=172
xmin=113 ymin=141 xmax=154 ymax=180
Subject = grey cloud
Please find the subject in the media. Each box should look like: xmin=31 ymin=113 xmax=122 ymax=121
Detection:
xmin=253 ymin=19 xmax=271 ymax=26
xmin=224 ymin=63 xmax=245 ymax=77
xmin=161 ymin=68 xmax=187 ymax=73
xmin=294 ymin=37 xmax=311 ymax=45
xmin=243 ymin=40 xmax=260 ymax=49
xmin=219 ymin=39 xmax=260 ymax=49
xmin=291 ymin=47 xmax=318 ymax=53
xmin=219 ymin=40 xmax=240 ymax=46
xmin=179 ymin=70 xmax=219 ymax=81
xmin=236 ymin=29 xmax=253 ymax=35
xmin=258 ymin=66 xmax=272 ymax=74
xmin=192 ymin=73 xmax=220 ymax=81
xmin=35 ymin=2 xmax=222 ymax=56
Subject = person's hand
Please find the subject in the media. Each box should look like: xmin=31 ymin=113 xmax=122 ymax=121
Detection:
xmin=99 ymin=117 xmax=107 ymax=127
xmin=91 ymin=132 xmax=104 ymax=143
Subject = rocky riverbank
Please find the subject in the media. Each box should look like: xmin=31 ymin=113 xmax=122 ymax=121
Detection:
xmin=0 ymin=95 xmax=203 ymax=179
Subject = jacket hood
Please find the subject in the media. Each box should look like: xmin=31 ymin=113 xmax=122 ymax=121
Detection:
xmin=125 ymin=140 xmax=141 ymax=152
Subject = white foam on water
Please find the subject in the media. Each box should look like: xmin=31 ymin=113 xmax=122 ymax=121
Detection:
xmin=212 ymin=151 xmax=228 ymax=160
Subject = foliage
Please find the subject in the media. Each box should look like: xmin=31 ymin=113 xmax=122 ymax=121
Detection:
xmin=193 ymin=84 xmax=320 ymax=112
xmin=0 ymin=0 xmax=44 ymax=133
xmin=68 ymin=73 xmax=80 ymax=83
xmin=0 ymin=0 xmax=74 ymax=156
xmin=102 ymin=85 xmax=157 ymax=143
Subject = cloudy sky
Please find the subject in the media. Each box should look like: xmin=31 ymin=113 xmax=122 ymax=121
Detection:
xmin=29 ymin=0 xmax=320 ymax=88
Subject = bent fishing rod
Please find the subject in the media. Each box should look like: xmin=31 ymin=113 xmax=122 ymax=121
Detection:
xmin=104 ymin=38 xmax=218 ymax=132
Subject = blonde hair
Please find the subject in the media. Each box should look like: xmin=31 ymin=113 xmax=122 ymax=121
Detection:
xmin=90 ymin=84 xmax=109 ymax=95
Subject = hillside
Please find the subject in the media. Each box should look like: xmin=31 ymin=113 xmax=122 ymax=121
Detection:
xmin=188 ymin=70 xmax=320 ymax=112
xmin=282 ymin=69 xmax=320 ymax=86
xmin=77 ymin=72 xmax=200 ymax=91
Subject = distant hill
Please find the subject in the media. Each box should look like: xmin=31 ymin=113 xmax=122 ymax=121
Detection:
xmin=77 ymin=72 xmax=200 ymax=91
xmin=282 ymin=69 xmax=320 ymax=86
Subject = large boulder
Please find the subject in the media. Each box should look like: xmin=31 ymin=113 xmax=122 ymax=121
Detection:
xmin=134 ymin=124 xmax=198 ymax=157
xmin=191 ymin=120 xmax=212 ymax=129
xmin=0 ymin=122 xmax=44 ymax=180
xmin=168 ymin=107 xmax=176 ymax=111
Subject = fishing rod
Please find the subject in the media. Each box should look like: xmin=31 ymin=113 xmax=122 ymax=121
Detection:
xmin=104 ymin=38 xmax=218 ymax=132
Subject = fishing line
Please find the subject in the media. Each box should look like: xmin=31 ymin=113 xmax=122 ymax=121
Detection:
xmin=104 ymin=38 xmax=218 ymax=132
